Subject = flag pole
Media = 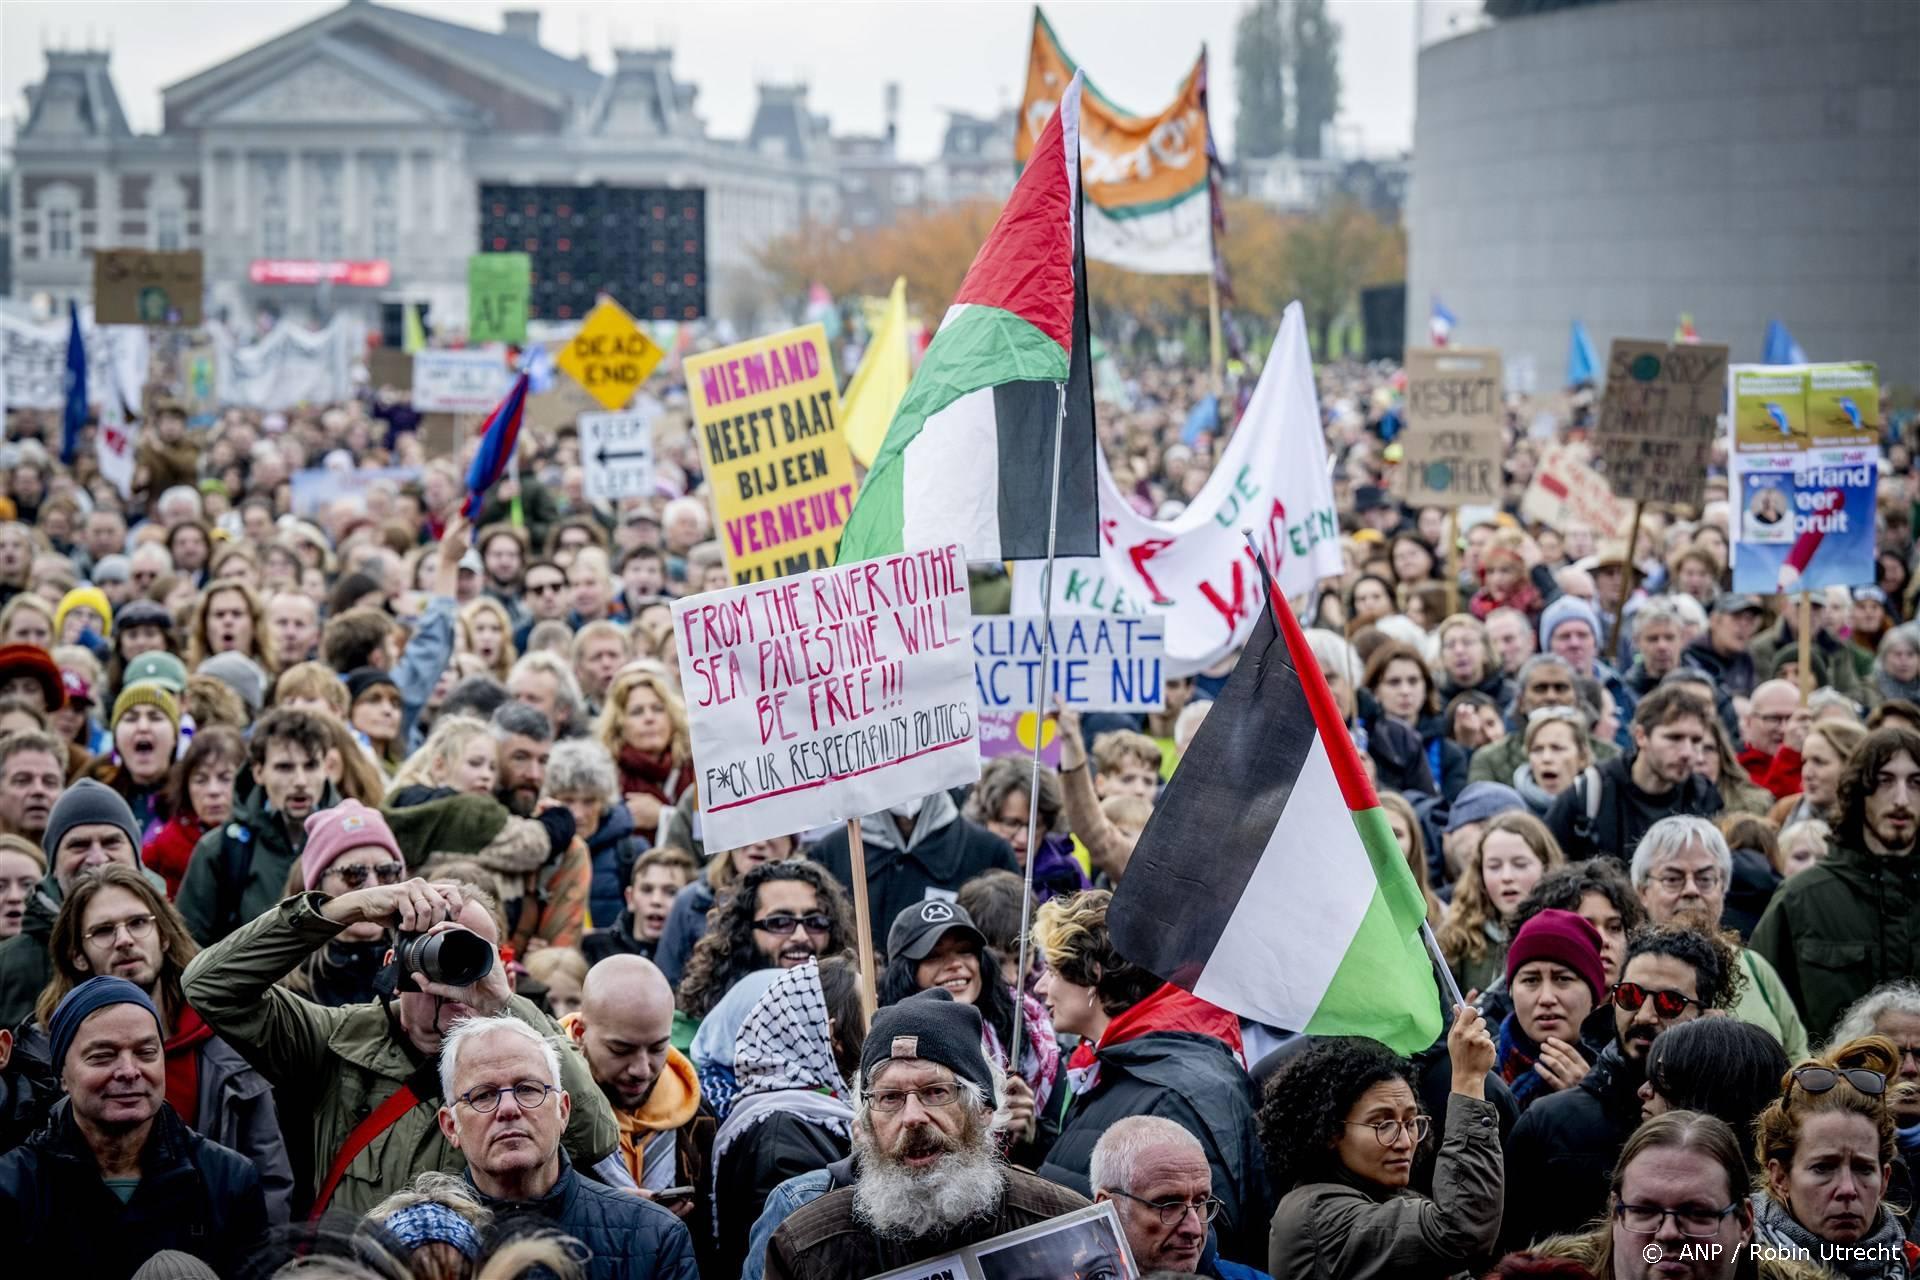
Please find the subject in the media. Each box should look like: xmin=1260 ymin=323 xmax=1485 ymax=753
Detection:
xmin=1420 ymin=920 xmax=1467 ymax=1013
xmin=844 ymin=817 xmax=879 ymax=1023
xmin=1009 ymin=380 xmax=1070 ymax=1077
xmin=1206 ymin=273 xmax=1224 ymax=396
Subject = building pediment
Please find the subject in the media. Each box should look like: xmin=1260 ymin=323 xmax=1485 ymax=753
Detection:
xmin=179 ymin=41 xmax=473 ymax=129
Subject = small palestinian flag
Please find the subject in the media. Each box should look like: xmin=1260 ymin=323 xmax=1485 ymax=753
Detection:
xmin=462 ymin=372 xmax=528 ymax=521
xmin=837 ymin=72 xmax=1097 ymax=565
xmin=1108 ymin=546 xmax=1445 ymax=1054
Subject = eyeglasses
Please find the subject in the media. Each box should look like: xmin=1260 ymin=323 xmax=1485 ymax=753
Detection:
xmin=1611 ymin=982 xmax=1700 ymax=1017
xmin=526 ymin=580 xmax=566 ymax=596
xmin=457 ymin=1081 xmax=557 ymax=1114
xmin=83 ymin=913 xmax=156 ymax=948
xmin=1649 ymin=868 xmax=1723 ymax=893
xmin=1345 ymin=1115 xmax=1431 ymax=1146
xmin=1614 ymin=1202 xmax=1740 ymax=1238
xmin=868 ymin=1083 xmax=962 ymax=1113
xmin=325 ymin=861 xmax=406 ymax=890
xmin=1791 ymin=1065 xmax=1886 ymax=1096
xmin=753 ymin=913 xmax=832 ymax=937
xmin=1108 ymin=1190 xmax=1225 ymax=1227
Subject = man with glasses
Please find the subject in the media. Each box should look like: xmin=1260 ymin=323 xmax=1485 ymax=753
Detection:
xmin=1502 ymin=922 xmax=1733 ymax=1249
xmin=1630 ymin=816 xmax=1808 ymax=1058
xmin=182 ymin=873 xmax=616 ymax=1217
xmin=763 ymin=989 xmax=1089 ymax=1280
xmin=1739 ymin=679 xmax=1808 ymax=799
xmin=437 ymin=1015 xmax=697 ymax=1280
xmin=1468 ymin=654 xmax=1620 ymax=785
xmin=513 ymin=559 xmax=572 ymax=652
xmin=1546 ymin=685 xmax=1722 ymax=863
xmin=1092 ymin=1116 xmax=1269 ymax=1278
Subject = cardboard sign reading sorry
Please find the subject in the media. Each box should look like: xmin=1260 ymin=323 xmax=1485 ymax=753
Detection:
xmin=94 ymin=249 xmax=203 ymax=327
xmin=1595 ymin=340 xmax=1728 ymax=507
xmin=1398 ymin=348 xmax=1505 ymax=507
xmin=685 ymin=324 xmax=858 ymax=585
xmin=674 ymin=542 xmax=980 ymax=851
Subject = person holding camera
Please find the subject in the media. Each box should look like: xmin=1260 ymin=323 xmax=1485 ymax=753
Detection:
xmin=180 ymin=807 xmax=616 ymax=1219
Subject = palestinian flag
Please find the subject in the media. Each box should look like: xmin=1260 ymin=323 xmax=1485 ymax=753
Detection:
xmin=1108 ymin=548 xmax=1445 ymax=1054
xmin=837 ymin=73 xmax=1097 ymax=565
xmin=461 ymin=371 xmax=528 ymax=520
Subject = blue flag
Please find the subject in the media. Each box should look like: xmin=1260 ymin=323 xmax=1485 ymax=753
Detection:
xmin=61 ymin=302 xmax=87 ymax=466
xmin=1181 ymin=394 xmax=1220 ymax=445
xmin=1567 ymin=320 xmax=1598 ymax=386
xmin=462 ymin=372 xmax=529 ymax=521
xmin=1763 ymin=319 xmax=1807 ymax=366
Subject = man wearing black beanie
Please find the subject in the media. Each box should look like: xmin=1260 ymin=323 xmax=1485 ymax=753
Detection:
xmin=763 ymin=988 xmax=1088 ymax=1280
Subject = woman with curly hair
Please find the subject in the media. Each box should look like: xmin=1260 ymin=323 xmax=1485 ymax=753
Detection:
xmin=1262 ymin=1006 xmax=1501 ymax=1279
xmin=1436 ymin=811 xmax=1564 ymax=996
xmin=675 ymin=858 xmax=853 ymax=1022
xmin=1749 ymin=1035 xmax=1914 ymax=1273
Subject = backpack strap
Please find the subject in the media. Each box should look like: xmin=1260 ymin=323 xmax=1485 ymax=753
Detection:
xmin=308 ymin=1083 xmax=419 ymax=1220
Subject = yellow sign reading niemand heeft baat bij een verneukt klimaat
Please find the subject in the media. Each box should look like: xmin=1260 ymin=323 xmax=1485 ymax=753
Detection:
xmin=685 ymin=324 xmax=857 ymax=585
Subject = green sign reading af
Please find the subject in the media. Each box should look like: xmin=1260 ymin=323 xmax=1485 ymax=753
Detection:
xmin=468 ymin=253 xmax=530 ymax=345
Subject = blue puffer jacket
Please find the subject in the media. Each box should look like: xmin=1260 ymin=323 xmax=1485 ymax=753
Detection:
xmin=469 ymin=1153 xmax=698 ymax=1280
xmin=585 ymin=802 xmax=648 ymax=930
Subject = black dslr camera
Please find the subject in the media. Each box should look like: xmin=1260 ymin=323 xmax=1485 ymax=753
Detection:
xmin=392 ymin=927 xmax=493 ymax=993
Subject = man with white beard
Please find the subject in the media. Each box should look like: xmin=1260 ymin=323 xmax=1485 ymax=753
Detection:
xmin=761 ymin=988 xmax=1087 ymax=1280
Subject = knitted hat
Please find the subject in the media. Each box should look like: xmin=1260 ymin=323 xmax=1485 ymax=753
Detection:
xmin=121 ymin=651 xmax=188 ymax=695
xmin=1505 ymin=908 xmax=1607 ymax=1005
xmin=1540 ymin=595 xmax=1603 ymax=650
xmin=91 ymin=555 xmax=132 ymax=586
xmin=115 ymin=599 xmax=175 ymax=634
xmin=346 ymin=667 xmax=400 ymax=705
xmin=198 ymin=651 xmax=267 ymax=716
xmin=44 ymin=778 xmax=141 ymax=860
xmin=300 ymin=800 xmax=404 ymax=891
xmin=1444 ymin=781 xmax=1527 ymax=835
xmin=48 ymin=975 xmax=161 ymax=1073
xmin=112 ymin=681 xmax=181 ymax=735
xmin=858 ymin=986 xmax=996 ymax=1107
xmin=0 ymin=644 xmax=64 ymax=710
xmin=131 ymin=1252 xmax=220 ymax=1280
xmin=55 ymin=586 xmax=113 ymax=641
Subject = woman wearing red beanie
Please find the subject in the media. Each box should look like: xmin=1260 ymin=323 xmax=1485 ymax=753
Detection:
xmin=1496 ymin=908 xmax=1609 ymax=1110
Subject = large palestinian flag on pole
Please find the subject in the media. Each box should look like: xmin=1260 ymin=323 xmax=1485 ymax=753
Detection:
xmin=837 ymin=74 xmax=1097 ymax=565
xmin=1108 ymin=548 xmax=1446 ymax=1054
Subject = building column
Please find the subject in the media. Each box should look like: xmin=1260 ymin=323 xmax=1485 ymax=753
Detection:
xmin=202 ymin=150 xmax=220 ymax=238
xmin=398 ymin=149 xmax=414 ymax=234
xmin=342 ymin=150 xmax=358 ymax=237
xmin=234 ymin=152 xmax=249 ymax=235
xmin=287 ymin=151 xmax=304 ymax=237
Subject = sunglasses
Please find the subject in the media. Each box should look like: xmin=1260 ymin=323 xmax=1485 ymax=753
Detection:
xmin=752 ymin=913 xmax=832 ymax=937
xmin=1791 ymin=1065 xmax=1886 ymax=1097
xmin=527 ymin=581 xmax=567 ymax=595
xmin=326 ymin=861 xmax=406 ymax=890
xmin=1610 ymin=982 xmax=1699 ymax=1018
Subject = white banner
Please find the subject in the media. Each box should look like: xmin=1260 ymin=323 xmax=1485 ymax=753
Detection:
xmin=414 ymin=349 xmax=512 ymax=414
xmin=1014 ymin=302 xmax=1343 ymax=674
xmin=213 ymin=316 xmax=357 ymax=410
xmin=0 ymin=312 xmax=149 ymax=412
xmin=973 ymin=615 xmax=1165 ymax=713
xmin=96 ymin=383 xmax=137 ymax=499
xmin=674 ymin=542 xmax=980 ymax=851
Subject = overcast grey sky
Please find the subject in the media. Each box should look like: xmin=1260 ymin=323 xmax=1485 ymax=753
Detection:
xmin=2 ymin=0 xmax=1486 ymax=161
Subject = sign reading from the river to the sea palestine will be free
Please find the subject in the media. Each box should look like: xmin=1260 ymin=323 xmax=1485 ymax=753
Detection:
xmin=685 ymin=322 xmax=857 ymax=585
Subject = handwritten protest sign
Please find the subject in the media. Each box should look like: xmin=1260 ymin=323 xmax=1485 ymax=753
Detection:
xmin=685 ymin=323 xmax=857 ymax=585
xmin=674 ymin=542 xmax=979 ymax=851
xmin=1398 ymin=348 xmax=1505 ymax=507
xmin=413 ymin=350 xmax=509 ymax=414
xmin=94 ymin=249 xmax=203 ymax=326
xmin=1595 ymin=340 xmax=1727 ymax=506
xmin=557 ymin=297 xmax=663 ymax=412
xmin=1521 ymin=444 xmax=1636 ymax=541
xmin=467 ymin=253 xmax=529 ymax=345
xmin=973 ymin=616 xmax=1164 ymax=713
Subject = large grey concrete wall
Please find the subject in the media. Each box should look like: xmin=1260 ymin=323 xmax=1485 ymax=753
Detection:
xmin=1407 ymin=0 xmax=1919 ymax=390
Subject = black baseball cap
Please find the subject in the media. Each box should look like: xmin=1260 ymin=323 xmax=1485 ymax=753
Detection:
xmin=1712 ymin=592 xmax=1764 ymax=615
xmin=886 ymin=899 xmax=987 ymax=963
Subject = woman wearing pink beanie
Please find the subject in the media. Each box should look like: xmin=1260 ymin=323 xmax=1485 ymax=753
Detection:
xmin=1495 ymin=907 xmax=1608 ymax=1109
xmin=299 ymin=800 xmax=406 ymax=935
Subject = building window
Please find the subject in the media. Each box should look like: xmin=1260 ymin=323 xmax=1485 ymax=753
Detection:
xmin=367 ymin=154 xmax=398 ymax=259
xmin=258 ymin=154 xmax=289 ymax=257
xmin=46 ymin=208 xmax=75 ymax=258
xmin=155 ymin=208 xmax=183 ymax=250
xmin=313 ymin=155 xmax=344 ymax=258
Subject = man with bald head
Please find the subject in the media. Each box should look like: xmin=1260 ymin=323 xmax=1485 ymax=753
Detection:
xmin=1739 ymin=678 xmax=1808 ymax=799
xmin=563 ymin=955 xmax=709 ymax=1220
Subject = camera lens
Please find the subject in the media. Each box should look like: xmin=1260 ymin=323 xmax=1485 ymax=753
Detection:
xmin=399 ymin=928 xmax=493 ymax=988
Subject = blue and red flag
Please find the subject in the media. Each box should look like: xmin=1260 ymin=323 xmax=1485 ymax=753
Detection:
xmin=61 ymin=301 xmax=87 ymax=466
xmin=462 ymin=372 xmax=529 ymax=520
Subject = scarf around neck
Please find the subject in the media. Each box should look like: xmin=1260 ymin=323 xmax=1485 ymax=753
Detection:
xmin=1750 ymin=1190 xmax=1915 ymax=1280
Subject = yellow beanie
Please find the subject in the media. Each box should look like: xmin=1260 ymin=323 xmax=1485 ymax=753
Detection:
xmin=55 ymin=586 xmax=113 ymax=641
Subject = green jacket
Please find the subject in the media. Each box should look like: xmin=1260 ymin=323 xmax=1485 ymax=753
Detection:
xmin=1732 ymin=948 xmax=1810 ymax=1061
xmin=180 ymin=893 xmax=617 ymax=1218
xmin=1749 ymin=840 xmax=1920 ymax=1044
xmin=177 ymin=784 xmax=339 ymax=945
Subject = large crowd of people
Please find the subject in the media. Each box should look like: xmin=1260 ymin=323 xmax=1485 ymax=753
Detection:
xmin=0 ymin=351 xmax=1913 ymax=1280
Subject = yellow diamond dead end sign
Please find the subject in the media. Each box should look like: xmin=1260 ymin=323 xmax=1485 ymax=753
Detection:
xmin=557 ymin=297 xmax=664 ymax=412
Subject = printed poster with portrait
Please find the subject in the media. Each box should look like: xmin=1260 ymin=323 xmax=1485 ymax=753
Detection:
xmin=865 ymin=1202 xmax=1139 ymax=1280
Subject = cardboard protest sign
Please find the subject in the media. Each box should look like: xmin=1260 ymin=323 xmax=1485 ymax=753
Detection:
xmin=868 ymin=1202 xmax=1138 ymax=1280
xmin=673 ymin=542 xmax=979 ymax=851
xmin=413 ymin=350 xmax=510 ymax=414
xmin=1520 ymin=444 xmax=1636 ymax=541
xmin=94 ymin=249 xmax=203 ymax=326
xmin=467 ymin=253 xmax=530 ymax=345
xmin=685 ymin=324 xmax=858 ymax=585
xmin=368 ymin=347 xmax=412 ymax=392
xmin=580 ymin=410 xmax=655 ymax=502
xmin=556 ymin=297 xmax=663 ymax=412
xmin=973 ymin=615 xmax=1164 ymax=713
xmin=1594 ymin=340 xmax=1727 ymax=506
xmin=1398 ymin=348 xmax=1505 ymax=507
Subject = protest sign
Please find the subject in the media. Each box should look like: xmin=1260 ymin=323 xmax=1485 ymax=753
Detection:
xmin=1594 ymin=340 xmax=1728 ymax=506
xmin=1520 ymin=444 xmax=1636 ymax=541
xmin=1013 ymin=303 xmax=1341 ymax=675
xmin=413 ymin=350 xmax=510 ymax=414
xmin=580 ymin=410 xmax=655 ymax=502
xmin=467 ymin=253 xmax=530 ymax=345
xmin=1398 ymin=348 xmax=1505 ymax=507
xmin=96 ymin=385 xmax=137 ymax=499
xmin=94 ymin=249 xmax=203 ymax=326
xmin=685 ymin=323 xmax=858 ymax=585
xmin=556 ymin=297 xmax=663 ymax=412
xmin=214 ymin=315 xmax=356 ymax=410
xmin=973 ymin=615 xmax=1164 ymax=714
xmin=291 ymin=465 xmax=424 ymax=518
xmin=868 ymin=1202 xmax=1138 ymax=1280
xmin=976 ymin=710 xmax=1063 ymax=766
xmin=673 ymin=542 xmax=979 ymax=852
xmin=1733 ymin=368 xmax=1808 ymax=453
xmin=368 ymin=347 xmax=412 ymax=392
xmin=1807 ymin=363 xmax=1882 ymax=446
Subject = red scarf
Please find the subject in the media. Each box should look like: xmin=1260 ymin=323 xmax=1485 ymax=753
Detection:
xmin=1064 ymin=983 xmax=1245 ymax=1092
xmin=617 ymin=745 xmax=685 ymax=804
xmin=164 ymin=1002 xmax=215 ymax=1127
